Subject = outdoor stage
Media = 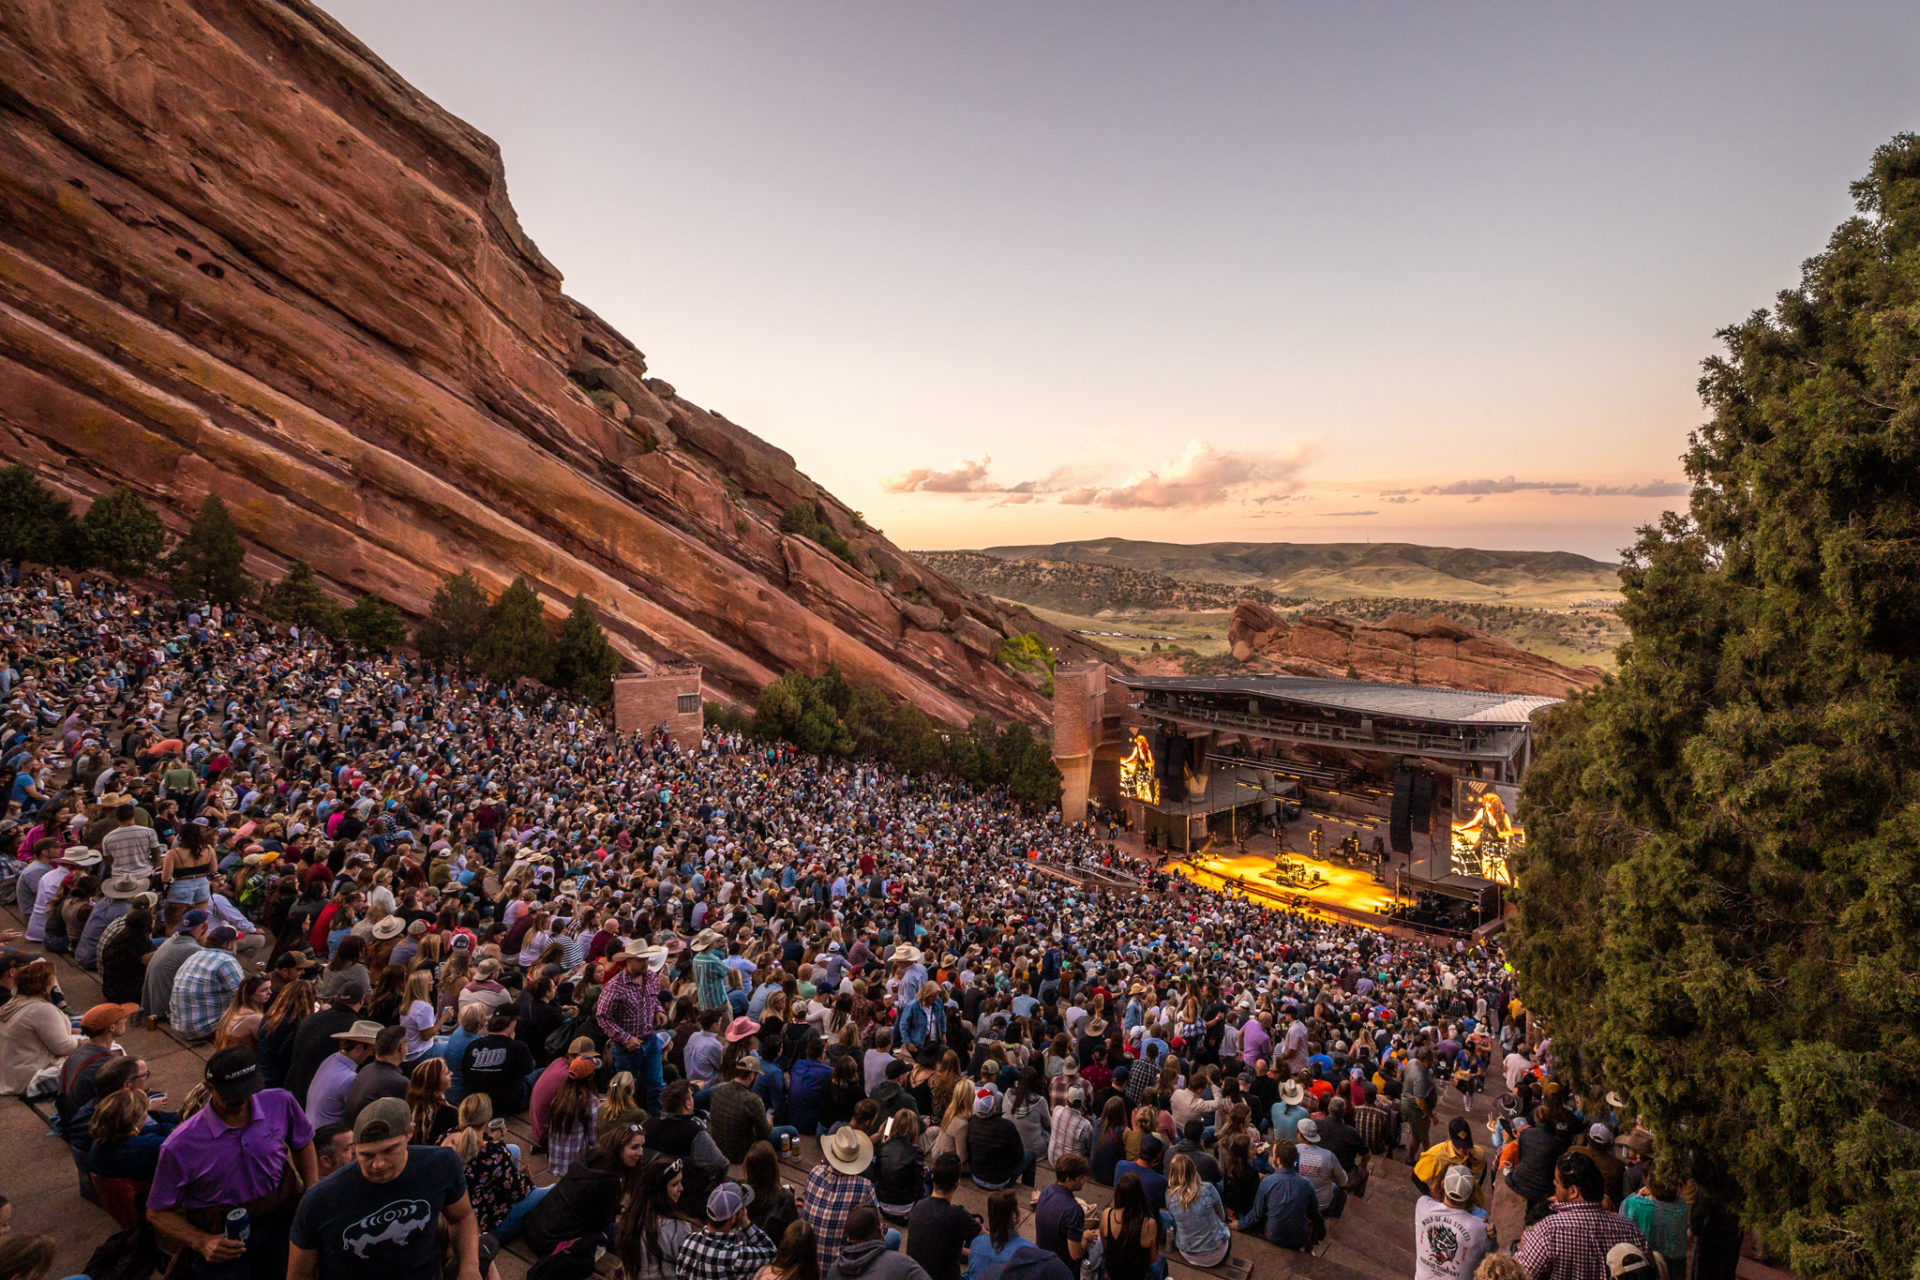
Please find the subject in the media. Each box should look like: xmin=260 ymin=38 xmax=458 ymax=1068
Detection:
xmin=1170 ymin=847 xmax=1410 ymax=930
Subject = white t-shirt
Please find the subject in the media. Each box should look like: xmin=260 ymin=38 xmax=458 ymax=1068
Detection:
xmin=1413 ymin=1196 xmax=1490 ymax=1280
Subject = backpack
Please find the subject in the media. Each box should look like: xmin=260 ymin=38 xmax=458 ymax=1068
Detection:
xmin=84 ymin=1223 xmax=162 ymax=1280
xmin=544 ymin=1012 xmax=598 ymax=1061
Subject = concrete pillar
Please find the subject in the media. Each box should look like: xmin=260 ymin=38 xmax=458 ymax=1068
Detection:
xmin=612 ymin=665 xmax=705 ymax=749
xmin=1051 ymin=662 xmax=1109 ymax=824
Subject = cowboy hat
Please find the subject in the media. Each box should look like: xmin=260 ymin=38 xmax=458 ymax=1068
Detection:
xmin=371 ymin=916 xmax=405 ymax=941
xmin=622 ymin=941 xmax=671 ymax=972
xmin=1279 ymin=1080 xmax=1305 ymax=1106
xmin=690 ymin=928 xmax=725 ymax=952
xmin=891 ymin=945 xmax=923 ymax=965
xmin=822 ymin=1125 xmax=874 ymax=1176
xmin=61 ymin=848 xmax=103 ymax=867
xmin=101 ymin=875 xmax=148 ymax=900
xmin=330 ymin=1020 xmax=383 ymax=1044
xmin=725 ymin=1016 xmax=761 ymax=1043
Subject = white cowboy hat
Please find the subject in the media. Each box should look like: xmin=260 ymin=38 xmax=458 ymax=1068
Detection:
xmin=1279 ymin=1080 xmax=1306 ymax=1106
xmin=891 ymin=945 xmax=924 ymax=966
xmin=622 ymin=941 xmax=671 ymax=972
xmin=821 ymin=1125 xmax=874 ymax=1176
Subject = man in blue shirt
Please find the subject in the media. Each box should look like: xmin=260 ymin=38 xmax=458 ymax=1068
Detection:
xmin=1113 ymin=1135 xmax=1169 ymax=1213
xmin=1239 ymin=1140 xmax=1325 ymax=1251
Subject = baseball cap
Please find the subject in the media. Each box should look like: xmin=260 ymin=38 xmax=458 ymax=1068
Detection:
xmin=1443 ymin=1163 xmax=1477 ymax=1204
xmin=1606 ymin=1243 xmax=1657 ymax=1279
xmin=1449 ymin=1117 xmax=1473 ymax=1145
xmin=973 ymin=1085 xmax=1000 ymax=1117
xmin=354 ymin=1097 xmax=411 ymax=1144
xmin=1295 ymin=1119 xmax=1321 ymax=1143
xmin=331 ymin=977 xmax=369 ymax=1003
xmin=1588 ymin=1122 xmax=1614 ymax=1143
xmin=208 ymin=926 xmax=238 ymax=946
xmin=205 ymin=1047 xmax=265 ymax=1104
xmin=705 ymin=1181 xmax=755 ymax=1222
xmin=567 ymin=1056 xmax=597 ymax=1081
xmin=80 ymin=1002 xmax=140 ymax=1034
xmin=177 ymin=909 xmax=209 ymax=933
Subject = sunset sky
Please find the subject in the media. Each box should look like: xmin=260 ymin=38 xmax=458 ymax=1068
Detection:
xmin=323 ymin=1 xmax=1920 ymax=562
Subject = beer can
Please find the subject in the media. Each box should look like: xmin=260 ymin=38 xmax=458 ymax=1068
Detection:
xmin=225 ymin=1208 xmax=250 ymax=1244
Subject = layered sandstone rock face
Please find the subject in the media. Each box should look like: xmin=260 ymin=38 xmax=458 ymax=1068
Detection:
xmin=0 ymin=0 xmax=1094 ymax=723
xmin=1227 ymin=602 xmax=1604 ymax=696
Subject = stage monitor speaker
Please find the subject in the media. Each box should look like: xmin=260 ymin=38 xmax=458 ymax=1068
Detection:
xmin=1389 ymin=768 xmax=1413 ymax=853
xmin=1410 ymin=772 xmax=1435 ymax=836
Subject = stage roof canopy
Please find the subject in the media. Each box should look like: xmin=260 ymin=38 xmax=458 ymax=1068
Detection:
xmin=1110 ymin=674 xmax=1561 ymax=726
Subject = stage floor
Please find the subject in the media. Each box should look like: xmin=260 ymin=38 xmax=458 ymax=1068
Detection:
xmin=1172 ymin=848 xmax=1408 ymax=927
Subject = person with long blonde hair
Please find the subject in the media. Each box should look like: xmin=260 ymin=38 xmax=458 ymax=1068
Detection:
xmin=399 ymin=968 xmax=445 ymax=1059
xmin=926 ymin=1075 xmax=974 ymax=1166
xmin=601 ymin=1071 xmax=643 ymax=1129
xmin=441 ymin=1093 xmax=543 ymax=1240
xmin=1162 ymin=1152 xmax=1230 ymax=1266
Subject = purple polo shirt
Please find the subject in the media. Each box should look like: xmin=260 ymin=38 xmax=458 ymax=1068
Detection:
xmin=149 ymin=1088 xmax=314 ymax=1212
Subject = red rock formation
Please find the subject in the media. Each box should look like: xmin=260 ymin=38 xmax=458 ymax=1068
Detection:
xmin=0 ymin=0 xmax=1098 ymax=723
xmin=1226 ymin=602 xmax=1603 ymax=696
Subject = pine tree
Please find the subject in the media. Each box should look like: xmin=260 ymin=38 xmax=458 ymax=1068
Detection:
xmin=416 ymin=571 xmax=492 ymax=677
xmin=0 ymin=464 xmax=82 ymax=567
xmin=552 ymin=594 xmax=621 ymax=701
xmin=1510 ymin=134 xmax=1920 ymax=1280
xmin=167 ymin=493 xmax=250 ymax=604
xmin=472 ymin=575 xmax=554 ymax=683
xmin=260 ymin=561 xmax=343 ymax=636
xmin=342 ymin=593 xmax=410 ymax=650
xmin=1000 ymin=721 xmax=1063 ymax=806
xmin=79 ymin=486 xmax=167 ymax=576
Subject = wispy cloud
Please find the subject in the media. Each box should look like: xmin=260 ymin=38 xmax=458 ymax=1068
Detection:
xmin=1320 ymin=509 xmax=1379 ymax=517
xmin=1421 ymin=475 xmax=1689 ymax=498
xmin=1057 ymin=440 xmax=1318 ymax=510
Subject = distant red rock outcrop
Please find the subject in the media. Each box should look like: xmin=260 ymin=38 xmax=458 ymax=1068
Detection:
xmin=0 ymin=0 xmax=1100 ymax=723
xmin=1226 ymin=602 xmax=1603 ymax=696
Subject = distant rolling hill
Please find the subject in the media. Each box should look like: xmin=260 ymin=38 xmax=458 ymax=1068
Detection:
xmin=969 ymin=538 xmax=1622 ymax=606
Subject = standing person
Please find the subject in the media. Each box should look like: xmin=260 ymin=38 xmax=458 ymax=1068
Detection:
xmin=678 ymin=1182 xmax=778 ymax=1280
xmin=287 ymin=1097 xmax=480 ymax=1280
xmin=146 ymin=1048 xmax=320 ymax=1280
xmin=1414 ymin=1164 xmax=1490 ymax=1280
xmin=1620 ymin=1171 xmax=1690 ymax=1279
xmin=1515 ymin=1154 xmax=1649 ymax=1280
xmin=1400 ymin=1049 xmax=1437 ymax=1162
xmin=596 ymin=944 xmax=667 ymax=1112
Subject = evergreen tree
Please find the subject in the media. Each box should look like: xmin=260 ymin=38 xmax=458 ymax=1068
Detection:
xmin=886 ymin=704 xmax=946 ymax=775
xmin=947 ymin=715 xmax=1007 ymax=786
xmin=999 ymin=721 xmax=1063 ymax=806
xmin=472 ymin=575 xmax=554 ymax=683
xmin=552 ymin=594 xmax=622 ymax=701
xmin=342 ymin=593 xmax=410 ymax=650
xmin=260 ymin=561 xmax=344 ymax=636
xmin=755 ymin=671 xmax=851 ymax=756
xmin=1511 ymin=134 xmax=1920 ymax=1280
xmin=416 ymin=571 xmax=491 ymax=677
xmin=167 ymin=493 xmax=250 ymax=603
xmin=0 ymin=464 xmax=82 ymax=567
xmin=79 ymin=486 xmax=167 ymax=576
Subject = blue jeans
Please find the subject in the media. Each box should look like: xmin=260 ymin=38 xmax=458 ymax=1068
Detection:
xmin=495 ymin=1184 xmax=552 ymax=1243
xmin=612 ymin=1033 xmax=666 ymax=1113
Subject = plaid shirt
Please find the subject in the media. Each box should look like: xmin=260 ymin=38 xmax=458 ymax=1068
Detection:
xmin=597 ymin=967 xmax=661 ymax=1043
xmin=800 ymin=1165 xmax=877 ymax=1273
xmin=1353 ymin=1102 xmax=1399 ymax=1155
xmin=1048 ymin=1104 xmax=1092 ymax=1166
xmin=706 ymin=1081 xmax=772 ymax=1165
xmin=675 ymin=1223 xmax=776 ymax=1280
xmin=169 ymin=947 xmax=243 ymax=1039
xmin=1517 ymin=1201 xmax=1649 ymax=1280
xmin=547 ymin=1096 xmax=600 ymax=1179
xmin=1048 ymin=1071 xmax=1084 ymax=1110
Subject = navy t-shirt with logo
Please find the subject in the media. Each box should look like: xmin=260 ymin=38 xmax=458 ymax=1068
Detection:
xmin=290 ymin=1146 xmax=466 ymax=1277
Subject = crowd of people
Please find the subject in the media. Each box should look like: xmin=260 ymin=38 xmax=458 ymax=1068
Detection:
xmin=0 ymin=567 xmax=1711 ymax=1280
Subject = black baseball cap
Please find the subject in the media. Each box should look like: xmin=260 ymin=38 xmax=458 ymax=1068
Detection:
xmin=1449 ymin=1117 xmax=1473 ymax=1146
xmin=206 ymin=1046 xmax=264 ymax=1104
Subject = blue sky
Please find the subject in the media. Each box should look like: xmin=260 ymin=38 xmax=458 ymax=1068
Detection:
xmin=321 ymin=1 xmax=1920 ymax=560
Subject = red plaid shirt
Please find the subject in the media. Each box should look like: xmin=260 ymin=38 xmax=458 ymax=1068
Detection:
xmin=1517 ymin=1201 xmax=1649 ymax=1280
xmin=596 ymin=967 xmax=661 ymax=1043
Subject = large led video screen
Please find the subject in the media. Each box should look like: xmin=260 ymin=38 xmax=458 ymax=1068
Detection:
xmin=1450 ymin=778 xmax=1521 ymax=885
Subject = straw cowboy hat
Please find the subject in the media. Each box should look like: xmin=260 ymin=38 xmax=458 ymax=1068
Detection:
xmin=690 ymin=928 xmax=725 ymax=952
xmin=371 ymin=916 xmax=405 ymax=941
xmin=891 ymin=945 xmax=924 ymax=966
xmin=821 ymin=1126 xmax=874 ymax=1176
xmin=622 ymin=940 xmax=671 ymax=972
xmin=1279 ymin=1080 xmax=1306 ymax=1106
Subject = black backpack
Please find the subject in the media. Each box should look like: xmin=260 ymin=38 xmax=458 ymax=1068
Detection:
xmin=525 ymin=1237 xmax=599 ymax=1280
xmin=84 ymin=1223 xmax=162 ymax=1280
